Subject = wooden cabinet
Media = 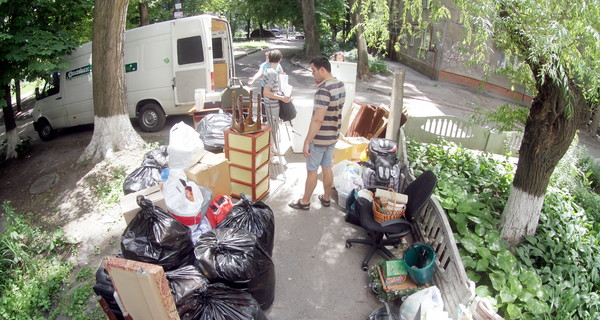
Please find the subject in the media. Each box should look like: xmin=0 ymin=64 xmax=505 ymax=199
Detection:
xmin=224 ymin=126 xmax=271 ymax=200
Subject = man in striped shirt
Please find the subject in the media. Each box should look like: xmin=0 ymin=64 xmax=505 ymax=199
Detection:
xmin=289 ymin=56 xmax=346 ymax=210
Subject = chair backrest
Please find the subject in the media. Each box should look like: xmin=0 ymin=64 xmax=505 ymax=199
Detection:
xmin=403 ymin=170 xmax=437 ymax=222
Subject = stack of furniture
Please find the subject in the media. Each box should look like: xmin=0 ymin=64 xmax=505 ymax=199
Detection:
xmin=224 ymin=126 xmax=271 ymax=200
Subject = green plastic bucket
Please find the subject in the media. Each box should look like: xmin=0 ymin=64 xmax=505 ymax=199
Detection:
xmin=403 ymin=244 xmax=436 ymax=285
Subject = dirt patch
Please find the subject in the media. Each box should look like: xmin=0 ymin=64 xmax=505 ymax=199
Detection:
xmin=0 ymin=133 xmax=153 ymax=268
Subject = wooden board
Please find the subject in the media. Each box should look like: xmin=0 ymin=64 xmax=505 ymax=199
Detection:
xmin=104 ymin=257 xmax=180 ymax=320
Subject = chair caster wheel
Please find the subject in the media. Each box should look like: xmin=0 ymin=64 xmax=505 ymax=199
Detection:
xmin=345 ymin=241 xmax=352 ymax=248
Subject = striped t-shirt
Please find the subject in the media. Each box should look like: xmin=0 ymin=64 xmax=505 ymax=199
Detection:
xmin=313 ymin=78 xmax=345 ymax=146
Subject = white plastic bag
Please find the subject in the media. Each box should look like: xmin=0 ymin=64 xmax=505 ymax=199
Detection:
xmin=399 ymin=286 xmax=444 ymax=320
xmin=163 ymin=170 xmax=204 ymax=225
xmin=167 ymin=121 xmax=205 ymax=170
xmin=333 ymin=160 xmax=363 ymax=195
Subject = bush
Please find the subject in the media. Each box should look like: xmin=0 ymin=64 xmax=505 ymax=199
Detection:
xmin=344 ymin=49 xmax=390 ymax=74
xmin=407 ymin=140 xmax=600 ymax=319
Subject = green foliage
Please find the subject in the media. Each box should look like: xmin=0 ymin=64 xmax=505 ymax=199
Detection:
xmin=457 ymin=0 xmax=599 ymax=110
xmin=407 ymin=140 xmax=600 ymax=319
xmin=15 ymin=136 xmax=32 ymax=158
xmin=0 ymin=202 xmax=74 ymax=319
xmin=0 ymin=0 xmax=94 ymax=84
xmin=468 ymin=103 xmax=529 ymax=132
xmin=345 ymin=49 xmax=390 ymax=74
xmin=551 ymin=143 xmax=600 ymax=219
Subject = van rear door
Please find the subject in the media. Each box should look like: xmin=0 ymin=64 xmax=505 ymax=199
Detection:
xmin=211 ymin=18 xmax=234 ymax=89
xmin=171 ymin=19 xmax=211 ymax=105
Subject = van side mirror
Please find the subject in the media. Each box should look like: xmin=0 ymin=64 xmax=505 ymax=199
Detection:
xmin=35 ymin=88 xmax=40 ymax=100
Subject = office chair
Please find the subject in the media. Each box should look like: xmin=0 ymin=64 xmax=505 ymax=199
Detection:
xmin=345 ymin=170 xmax=437 ymax=271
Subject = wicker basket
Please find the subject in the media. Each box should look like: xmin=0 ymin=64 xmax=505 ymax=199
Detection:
xmin=373 ymin=196 xmax=406 ymax=223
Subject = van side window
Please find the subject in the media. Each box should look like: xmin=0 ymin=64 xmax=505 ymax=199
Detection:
xmin=212 ymin=38 xmax=224 ymax=59
xmin=177 ymin=36 xmax=204 ymax=65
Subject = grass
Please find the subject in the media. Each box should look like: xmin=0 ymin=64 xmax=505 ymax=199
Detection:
xmin=86 ymin=165 xmax=127 ymax=205
xmin=0 ymin=201 xmax=104 ymax=319
xmin=232 ymin=40 xmax=270 ymax=50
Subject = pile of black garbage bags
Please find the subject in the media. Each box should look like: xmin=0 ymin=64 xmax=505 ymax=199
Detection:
xmin=95 ymin=191 xmax=275 ymax=320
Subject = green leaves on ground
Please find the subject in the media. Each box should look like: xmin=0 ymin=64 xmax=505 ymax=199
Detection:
xmin=408 ymin=140 xmax=600 ymax=319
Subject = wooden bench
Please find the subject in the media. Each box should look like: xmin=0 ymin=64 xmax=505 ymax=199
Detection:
xmin=397 ymin=128 xmax=503 ymax=319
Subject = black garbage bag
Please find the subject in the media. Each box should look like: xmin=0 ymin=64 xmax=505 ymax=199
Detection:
xmin=122 ymin=156 xmax=163 ymax=195
xmin=145 ymin=145 xmax=169 ymax=168
xmin=93 ymin=265 xmax=125 ymax=320
xmin=217 ymin=194 xmax=275 ymax=256
xmin=165 ymin=265 xmax=209 ymax=306
xmin=177 ymin=283 xmax=268 ymax=320
xmin=196 ymin=112 xmax=232 ymax=152
xmin=344 ymin=189 xmax=361 ymax=226
xmin=121 ymin=196 xmax=195 ymax=271
xmin=194 ymin=228 xmax=275 ymax=310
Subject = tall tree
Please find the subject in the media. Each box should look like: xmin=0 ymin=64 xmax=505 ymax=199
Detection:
xmin=13 ymin=81 xmax=22 ymax=113
xmin=139 ymin=1 xmax=150 ymax=26
xmin=488 ymin=0 xmax=598 ymax=244
xmin=300 ymin=0 xmax=321 ymax=57
xmin=0 ymin=0 xmax=92 ymax=159
xmin=348 ymin=0 xmax=370 ymax=79
xmin=386 ymin=0 xmax=599 ymax=244
xmin=80 ymin=0 xmax=145 ymax=162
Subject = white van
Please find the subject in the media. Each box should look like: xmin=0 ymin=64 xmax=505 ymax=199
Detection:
xmin=32 ymin=14 xmax=234 ymax=141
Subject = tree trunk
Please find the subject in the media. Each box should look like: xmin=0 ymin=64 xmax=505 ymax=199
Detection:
xmin=14 ymin=80 xmax=22 ymax=112
xmin=348 ymin=0 xmax=369 ymax=79
xmin=139 ymin=1 xmax=149 ymax=26
xmin=300 ymin=0 xmax=321 ymax=57
xmin=246 ymin=19 xmax=251 ymax=40
xmin=80 ymin=0 xmax=144 ymax=162
xmin=500 ymin=76 xmax=591 ymax=245
xmin=589 ymin=105 xmax=599 ymax=136
xmin=2 ymin=83 xmax=19 ymax=159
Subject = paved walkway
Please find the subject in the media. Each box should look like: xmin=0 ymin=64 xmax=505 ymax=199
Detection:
xmin=360 ymin=60 xmax=600 ymax=160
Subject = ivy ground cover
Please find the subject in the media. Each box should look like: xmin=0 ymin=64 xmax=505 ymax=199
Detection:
xmin=407 ymin=141 xmax=600 ymax=319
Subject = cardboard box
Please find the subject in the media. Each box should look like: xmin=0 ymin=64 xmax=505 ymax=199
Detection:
xmin=185 ymin=152 xmax=232 ymax=197
xmin=344 ymin=136 xmax=369 ymax=160
xmin=377 ymin=264 xmax=418 ymax=293
xmin=333 ymin=140 xmax=353 ymax=164
xmin=383 ymin=259 xmax=408 ymax=286
xmin=119 ymin=184 xmax=166 ymax=225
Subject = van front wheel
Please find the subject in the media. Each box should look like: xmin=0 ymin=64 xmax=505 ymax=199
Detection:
xmin=37 ymin=119 xmax=55 ymax=141
xmin=138 ymin=103 xmax=166 ymax=132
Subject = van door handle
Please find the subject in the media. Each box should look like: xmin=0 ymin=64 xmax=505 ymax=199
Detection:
xmin=56 ymin=97 xmax=62 ymax=100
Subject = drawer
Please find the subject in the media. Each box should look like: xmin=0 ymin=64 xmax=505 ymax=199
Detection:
xmin=230 ymin=163 xmax=269 ymax=185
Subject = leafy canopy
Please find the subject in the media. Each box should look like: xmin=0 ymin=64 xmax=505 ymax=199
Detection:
xmin=0 ymin=0 xmax=93 ymax=86
xmin=457 ymin=0 xmax=599 ymax=105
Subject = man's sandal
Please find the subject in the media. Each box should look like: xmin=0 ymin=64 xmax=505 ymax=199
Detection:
xmin=288 ymin=199 xmax=310 ymax=210
xmin=318 ymin=195 xmax=331 ymax=207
